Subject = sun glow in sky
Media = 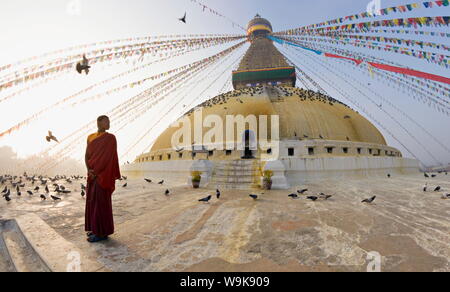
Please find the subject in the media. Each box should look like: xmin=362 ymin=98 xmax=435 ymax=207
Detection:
xmin=0 ymin=0 xmax=449 ymax=168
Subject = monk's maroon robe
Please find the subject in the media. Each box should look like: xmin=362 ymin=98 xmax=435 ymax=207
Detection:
xmin=85 ymin=133 xmax=121 ymax=237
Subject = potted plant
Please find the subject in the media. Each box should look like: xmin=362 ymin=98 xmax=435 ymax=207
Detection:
xmin=191 ymin=171 xmax=202 ymax=188
xmin=262 ymin=170 xmax=273 ymax=190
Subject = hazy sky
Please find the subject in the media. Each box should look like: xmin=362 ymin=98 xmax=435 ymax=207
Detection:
xmin=0 ymin=0 xmax=449 ymax=168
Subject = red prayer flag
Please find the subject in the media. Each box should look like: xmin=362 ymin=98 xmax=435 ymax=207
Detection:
xmin=324 ymin=53 xmax=363 ymax=65
xmin=368 ymin=62 xmax=450 ymax=84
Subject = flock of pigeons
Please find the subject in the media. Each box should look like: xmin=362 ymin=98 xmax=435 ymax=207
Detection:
xmin=193 ymin=172 xmax=449 ymax=204
xmin=422 ymin=172 xmax=450 ymax=200
xmin=192 ymin=188 xmax=377 ymax=204
xmin=1 ymin=173 xmax=133 ymax=203
xmin=287 ymin=189 xmax=334 ymax=202
xmin=2 ymin=172 xmax=449 ymax=205
xmin=1 ymin=173 xmax=87 ymax=203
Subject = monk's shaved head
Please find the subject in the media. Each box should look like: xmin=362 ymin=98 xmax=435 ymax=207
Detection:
xmin=97 ymin=115 xmax=109 ymax=123
xmin=97 ymin=115 xmax=110 ymax=131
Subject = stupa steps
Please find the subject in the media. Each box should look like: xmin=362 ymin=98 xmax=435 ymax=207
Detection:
xmin=209 ymin=159 xmax=261 ymax=190
xmin=214 ymin=167 xmax=258 ymax=172
xmin=215 ymin=165 xmax=254 ymax=171
xmin=213 ymin=173 xmax=259 ymax=179
xmin=212 ymin=178 xmax=258 ymax=184
xmin=216 ymin=160 xmax=255 ymax=165
xmin=213 ymin=169 xmax=260 ymax=175
xmin=209 ymin=183 xmax=260 ymax=190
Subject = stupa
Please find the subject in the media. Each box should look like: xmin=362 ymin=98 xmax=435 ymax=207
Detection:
xmin=122 ymin=15 xmax=419 ymax=189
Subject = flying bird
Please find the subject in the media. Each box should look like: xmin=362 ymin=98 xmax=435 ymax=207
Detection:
xmin=46 ymin=131 xmax=59 ymax=143
xmin=76 ymin=54 xmax=91 ymax=75
xmin=179 ymin=12 xmax=187 ymax=24
xmin=362 ymin=196 xmax=376 ymax=204
xmin=198 ymin=195 xmax=211 ymax=203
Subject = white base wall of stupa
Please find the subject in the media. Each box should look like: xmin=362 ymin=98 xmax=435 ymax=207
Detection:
xmin=121 ymin=160 xmax=197 ymax=184
xmin=122 ymin=156 xmax=420 ymax=189
xmin=279 ymin=156 xmax=420 ymax=186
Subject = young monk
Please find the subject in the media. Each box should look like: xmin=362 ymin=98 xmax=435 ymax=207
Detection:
xmin=85 ymin=115 xmax=121 ymax=243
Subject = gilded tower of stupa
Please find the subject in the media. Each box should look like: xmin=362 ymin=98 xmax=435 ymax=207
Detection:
xmin=232 ymin=14 xmax=296 ymax=89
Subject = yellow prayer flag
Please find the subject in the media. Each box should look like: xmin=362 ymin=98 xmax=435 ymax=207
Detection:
xmin=367 ymin=63 xmax=374 ymax=78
